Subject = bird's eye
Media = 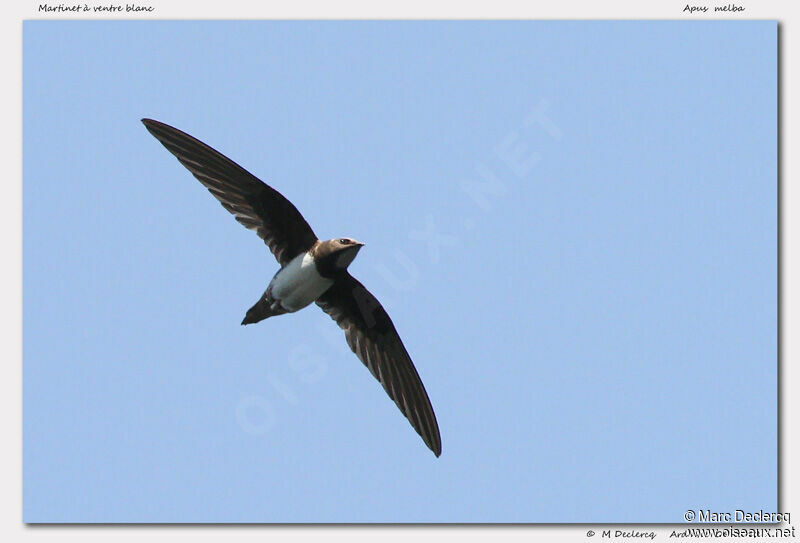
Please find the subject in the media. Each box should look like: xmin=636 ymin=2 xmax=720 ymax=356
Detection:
xmin=339 ymin=238 xmax=350 ymax=244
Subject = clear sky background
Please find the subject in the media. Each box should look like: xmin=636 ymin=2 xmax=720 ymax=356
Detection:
xmin=23 ymin=21 xmax=776 ymax=523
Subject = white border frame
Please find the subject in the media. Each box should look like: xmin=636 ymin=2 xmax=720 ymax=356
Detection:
xmin=5 ymin=2 xmax=795 ymax=541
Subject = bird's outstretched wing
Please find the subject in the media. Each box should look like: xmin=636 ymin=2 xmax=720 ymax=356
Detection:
xmin=142 ymin=119 xmax=318 ymax=265
xmin=316 ymin=273 xmax=442 ymax=456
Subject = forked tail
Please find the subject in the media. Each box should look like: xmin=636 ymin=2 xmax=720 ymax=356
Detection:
xmin=241 ymin=291 xmax=287 ymax=325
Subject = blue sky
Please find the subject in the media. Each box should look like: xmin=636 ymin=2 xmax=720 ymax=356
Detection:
xmin=23 ymin=21 xmax=776 ymax=522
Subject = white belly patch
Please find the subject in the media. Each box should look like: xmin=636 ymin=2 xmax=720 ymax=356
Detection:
xmin=269 ymin=252 xmax=334 ymax=312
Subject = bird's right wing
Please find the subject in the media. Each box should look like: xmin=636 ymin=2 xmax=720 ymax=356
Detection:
xmin=142 ymin=119 xmax=318 ymax=265
xmin=316 ymin=273 xmax=442 ymax=456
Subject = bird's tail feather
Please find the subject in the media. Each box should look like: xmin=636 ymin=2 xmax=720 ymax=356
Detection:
xmin=241 ymin=292 xmax=286 ymax=325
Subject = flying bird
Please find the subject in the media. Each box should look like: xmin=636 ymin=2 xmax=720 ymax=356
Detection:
xmin=142 ymin=119 xmax=441 ymax=457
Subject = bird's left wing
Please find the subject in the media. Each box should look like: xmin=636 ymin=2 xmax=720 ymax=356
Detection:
xmin=142 ymin=119 xmax=318 ymax=265
xmin=316 ymin=273 xmax=442 ymax=456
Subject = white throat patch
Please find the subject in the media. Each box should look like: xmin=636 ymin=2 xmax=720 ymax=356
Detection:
xmin=335 ymin=247 xmax=359 ymax=269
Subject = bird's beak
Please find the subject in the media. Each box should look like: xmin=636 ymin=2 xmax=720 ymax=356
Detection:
xmin=355 ymin=241 xmax=365 ymax=248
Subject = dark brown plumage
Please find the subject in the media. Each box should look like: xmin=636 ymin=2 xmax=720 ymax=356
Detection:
xmin=142 ymin=119 xmax=442 ymax=457
xmin=142 ymin=118 xmax=317 ymax=266
xmin=316 ymin=274 xmax=441 ymax=456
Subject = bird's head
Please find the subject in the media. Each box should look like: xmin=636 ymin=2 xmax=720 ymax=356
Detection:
xmin=319 ymin=237 xmax=365 ymax=271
